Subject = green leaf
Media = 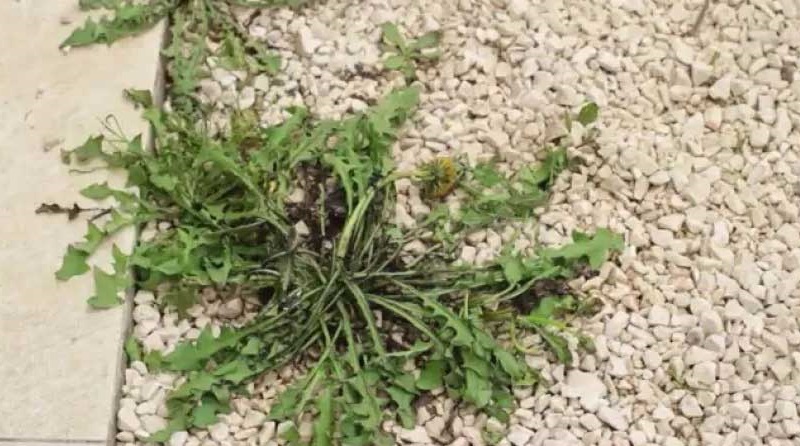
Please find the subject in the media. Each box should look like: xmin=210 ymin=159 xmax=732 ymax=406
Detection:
xmin=313 ymin=387 xmax=334 ymax=446
xmin=269 ymin=381 xmax=303 ymax=419
xmin=68 ymin=135 xmax=105 ymax=163
xmin=163 ymin=327 xmax=242 ymax=371
xmin=416 ymin=359 xmax=444 ymax=390
xmin=191 ymin=397 xmax=223 ymax=427
xmin=61 ymin=19 xmax=101 ymax=48
xmin=499 ymin=254 xmax=524 ymax=284
xmin=545 ymin=228 xmax=624 ymax=269
xmin=56 ymin=246 xmax=90 ymax=280
xmin=383 ymin=54 xmax=408 ymax=70
xmin=172 ymin=372 xmax=216 ymax=398
xmin=104 ymin=210 xmax=133 ymax=234
xmin=80 ymin=182 xmax=114 ymax=200
xmin=538 ymin=329 xmax=572 ymax=364
xmin=462 ymin=351 xmax=490 ymax=377
xmin=124 ymin=88 xmax=154 ymax=108
xmin=526 ymin=295 xmax=576 ymax=322
xmin=386 ymin=386 xmax=414 ymax=411
xmin=163 ymin=287 xmax=196 ymax=315
xmin=150 ymin=173 xmax=178 ymax=191
xmin=381 ymin=22 xmax=405 ymax=50
xmin=213 ymin=360 xmax=253 ymax=384
xmin=205 ymin=252 xmax=232 ymax=285
xmin=240 ymin=338 xmax=263 ymax=355
xmin=472 ymin=163 xmax=504 ymax=187
xmin=411 ymin=31 xmax=440 ymax=50
xmin=87 ymin=267 xmax=123 ymax=309
xmin=74 ymin=222 xmax=106 ymax=254
xmin=494 ymin=349 xmax=524 ymax=379
xmin=463 ymin=369 xmax=492 ymax=408
xmin=112 ymin=244 xmax=129 ymax=276
xmin=124 ymin=335 xmax=142 ymax=362
xmin=577 ymin=102 xmax=599 ymax=126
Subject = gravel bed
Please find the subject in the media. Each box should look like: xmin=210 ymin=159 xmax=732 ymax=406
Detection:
xmin=117 ymin=0 xmax=800 ymax=445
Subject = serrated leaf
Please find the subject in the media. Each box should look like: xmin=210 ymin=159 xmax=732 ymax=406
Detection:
xmin=124 ymin=88 xmax=153 ymax=108
xmin=269 ymin=381 xmax=303 ymax=419
xmin=545 ymin=228 xmax=623 ymax=269
xmin=104 ymin=210 xmax=133 ymax=234
xmin=191 ymin=397 xmax=223 ymax=427
xmin=74 ymin=222 xmax=105 ymax=254
xmin=577 ymin=102 xmax=599 ymax=126
xmin=61 ymin=19 xmax=101 ymax=48
xmin=386 ymin=385 xmax=414 ymax=411
xmin=69 ymin=135 xmax=105 ymax=163
xmin=87 ymin=267 xmax=123 ymax=309
xmin=56 ymin=246 xmax=90 ymax=280
xmin=213 ymin=359 xmax=253 ymax=384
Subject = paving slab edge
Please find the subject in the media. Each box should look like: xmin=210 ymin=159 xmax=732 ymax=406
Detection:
xmin=104 ymin=21 xmax=171 ymax=446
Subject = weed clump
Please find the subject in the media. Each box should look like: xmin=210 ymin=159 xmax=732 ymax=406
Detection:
xmin=53 ymin=2 xmax=622 ymax=444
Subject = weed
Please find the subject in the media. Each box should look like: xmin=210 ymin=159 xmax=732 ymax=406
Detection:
xmin=56 ymin=2 xmax=621 ymax=444
xmin=380 ymin=22 xmax=441 ymax=80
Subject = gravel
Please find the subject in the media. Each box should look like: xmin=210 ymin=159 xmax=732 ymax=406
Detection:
xmin=116 ymin=0 xmax=800 ymax=444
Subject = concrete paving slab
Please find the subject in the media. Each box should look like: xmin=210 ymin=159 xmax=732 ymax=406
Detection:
xmin=0 ymin=1 xmax=163 ymax=442
xmin=0 ymin=442 xmax=101 ymax=446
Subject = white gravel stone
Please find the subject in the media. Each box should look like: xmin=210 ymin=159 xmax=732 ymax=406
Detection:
xmin=242 ymin=410 xmax=267 ymax=429
xmin=679 ymin=395 xmax=703 ymax=417
xmin=169 ymin=431 xmax=189 ymax=446
xmin=118 ymin=406 xmax=141 ymax=432
xmin=579 ymin=413 xmax=602 ymax=430
xmin=506 ymin=425 xmax=533 ymax=446
xmin=597 ymin=406 xmax=628 ymax=431
xmin=209 ymin=423 xmax=229 ymax=442
xmin=398 ymin=426 xmax=431 ymax=443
